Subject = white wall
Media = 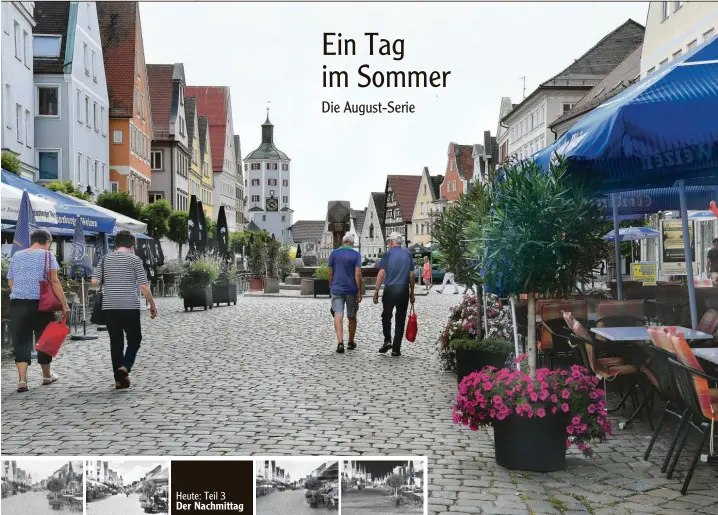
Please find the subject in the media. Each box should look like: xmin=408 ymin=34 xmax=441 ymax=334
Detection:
xmin=361 ymin=194 xmax=385 ymax=261
xmin=1 ymin=1 xmax=37 ymax=180
xmin=640 ymin=2 xmax=718 ymax=77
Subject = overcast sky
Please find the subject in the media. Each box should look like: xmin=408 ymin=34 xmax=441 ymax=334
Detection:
xmin=259 ymin=459 xmax=336 ymax=480
xmin=140 ymin=2 xmax=648 ymax=221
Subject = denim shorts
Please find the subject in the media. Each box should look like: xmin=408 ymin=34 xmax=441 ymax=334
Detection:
xmin=331 ymin=294 xmax=359 ymax=318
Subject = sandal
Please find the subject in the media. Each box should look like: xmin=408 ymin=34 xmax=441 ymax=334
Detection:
xmin=336 ymin=343 xmax=345 ymax=354
xmin=17 ymin=381 xmax=28 ymax=393
xmin=347 ymin=342 xmax=357 ymax=350
xmin=42 ymin=373 xmax=59 ymax=386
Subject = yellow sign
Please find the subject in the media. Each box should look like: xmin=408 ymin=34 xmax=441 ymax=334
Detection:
xmin=632 ymin=262 xmax=657 ymax=286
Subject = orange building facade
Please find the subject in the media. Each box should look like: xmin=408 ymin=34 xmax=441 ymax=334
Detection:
xmin=439 ymin=142 xmax=474 ymax=203
xmin=98 ymin=2 xmax=152 ymax=204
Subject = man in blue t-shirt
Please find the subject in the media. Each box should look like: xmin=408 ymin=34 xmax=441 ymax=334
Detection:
xmin=373 ymin=232 xmax=415 ymax=356
xmin=328 ymin=233 xmax=363 ymax=353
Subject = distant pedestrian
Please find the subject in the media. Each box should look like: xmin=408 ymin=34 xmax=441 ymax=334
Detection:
xmin=7 ymin=229 xmax=70 ymax=392
xmin=328 ymin=233 xmax=362 ymax=353
xmin=707 ymin=238 xmax=718 ymax=286
xmin=373 ymin=232 xmax=415 ymax=356
xmin=437 ymin=271 xmax=459 ymax=294
xmin=422 ymin=256 xmax=432 ymax=291
xmin=92 ymin=230 xmax=157 ymax=389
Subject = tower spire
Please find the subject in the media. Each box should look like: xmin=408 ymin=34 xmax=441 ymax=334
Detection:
xmin=262 ymin=102 xmax=273 ymax=144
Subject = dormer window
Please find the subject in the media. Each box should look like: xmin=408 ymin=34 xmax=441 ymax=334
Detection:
xmin=33 ymin=35 xmax=62 ymax=58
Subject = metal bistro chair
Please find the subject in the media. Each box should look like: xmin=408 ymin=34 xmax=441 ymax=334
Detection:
xmin=162 ymin=274 xmax=179 ymax=297
xmin=666 ymin=354 xmax=718 ymax=494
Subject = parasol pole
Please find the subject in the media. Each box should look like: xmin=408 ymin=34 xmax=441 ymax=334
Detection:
xmin=70 ymin=274 xmax=97 ymax=341
xmin=509 ymin=295 xmax=520 ymax=370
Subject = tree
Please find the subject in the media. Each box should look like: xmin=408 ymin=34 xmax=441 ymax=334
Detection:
xmin=385 ymin=474 xmax=404 ymax=496
xmin=1 ymin=151 xmax=21 ymax=175
xmin=476 ymin=158 xmax=607 ymax=377
xmin=265 ymin=238 xmax=280 ymax=279
xmin=45 ymin=180 xmax=92 ymax=201
xmin=140 ymin=200 xmax=172 ymax=239
xmin=206 ymin=219 xmax=217 ymax=253
xmin=229 ymin=231 xmax=244 ymax=256
xmin=167 ymin=211 xmax=189 ymax=259
xmin=46 ymin=477 xmax=65 ymax=493
xmin=96 ymin=191 xmax=141 ymax=219
xmin=278 ymin=245 xmax=294 ymax=281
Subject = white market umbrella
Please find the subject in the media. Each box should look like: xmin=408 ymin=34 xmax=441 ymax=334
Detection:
xmin=603 ymin=226 xmax=660 ymax=242
xmin=689 ymin=210 xmax=717 ymax=221
xmin=1 ymin=183 xmax=58 ymax=225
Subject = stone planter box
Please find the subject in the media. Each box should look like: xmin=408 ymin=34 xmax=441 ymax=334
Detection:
xmin=182 ymin=286 xmax=213 ymax=311
xmin=249 ymin=278 xmax=264 ymax=292
xmin=285 ymin=275 xmax=302 ymax=286
xmin=264 ymin=278 xmax=280 ymax=294
xmin=300 ymin=279 xmax=314 ymax=296
xmin=213 ymin=282 xmax=237 ymax=306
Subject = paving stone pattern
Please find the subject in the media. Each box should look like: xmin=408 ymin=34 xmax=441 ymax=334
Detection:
xmin=2 ymin=293 xmax=716 ymax=513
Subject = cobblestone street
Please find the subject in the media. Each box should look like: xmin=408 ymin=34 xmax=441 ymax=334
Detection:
xmin=86 ymin=493 xmax=149 ymax=515
xmin=256 ymin=489 xmax=318 ymax=515
xmin=342 ymin=488 xmax=424 ymax=515
xmin=0 ymin=490 xmax=77 ymax=515
xmin=1 ymin=293 xmax=717 ymax=514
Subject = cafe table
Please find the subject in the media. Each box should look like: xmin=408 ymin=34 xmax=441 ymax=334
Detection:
xmin=590 ymin=326 xmax=714 ymax=342
xmin=693 ymin=348 xmax=718 ymax=366
xmin=537 ymin=313 xmax=598 ymax=324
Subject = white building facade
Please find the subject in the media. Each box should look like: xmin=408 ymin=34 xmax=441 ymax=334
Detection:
xmin=243 ymin=115 xmax=293 ymax=243
xmin=32 ymin=1 xmax=109 ymax=193
xmin=361 ymin=192 xmax=386 ymax=261
xmin=640 ymin=2 xmax=717 ymax=77
xmin=2 ymin=1 xmax=37 ymax=180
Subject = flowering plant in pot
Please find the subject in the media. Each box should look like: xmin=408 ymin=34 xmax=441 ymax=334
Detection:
xmin=450 ymin=337 xmax=513 ymax=384
xmin=453 ymin=355 xmax=612 ymax=471
xmin=437 ymin=294 xmax=482 ymax=371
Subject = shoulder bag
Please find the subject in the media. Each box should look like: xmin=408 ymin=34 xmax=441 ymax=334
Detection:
xmin=90 ymin=256 xmax=106 ymax=325
xmin=38 ymin=250 xmax=63 ymax=312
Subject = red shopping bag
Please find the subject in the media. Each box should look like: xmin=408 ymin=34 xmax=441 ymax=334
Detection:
xmin=36 ymin=316 xmax=70 ymax=357
xmin=406 ymin=304 xmax=418 ymax=342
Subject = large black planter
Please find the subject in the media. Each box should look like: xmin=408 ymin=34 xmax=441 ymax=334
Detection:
xmin=455 ymin=348 xmax=511 ymax=384
xmin=313 ymin=279 xmax=330 ymax=297
xmin=182 ymin=286 xmax=213 ymax=311
xmin=213 ymin=282 xmax=237 ymax=306
xmin=493 ymin=412 xmax=567 ymax=472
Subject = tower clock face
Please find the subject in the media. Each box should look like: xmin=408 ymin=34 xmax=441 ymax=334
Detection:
xmin=266 ymin=197 xmax=278 ymax=212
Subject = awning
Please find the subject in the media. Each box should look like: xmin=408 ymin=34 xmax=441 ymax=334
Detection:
xmin=1 ymin=223 xmax=151 ymax=240
xmin=59 ymin=192 xmax=147 ymax=233
xmin=2 ymin=170 xmax=116 ymax=233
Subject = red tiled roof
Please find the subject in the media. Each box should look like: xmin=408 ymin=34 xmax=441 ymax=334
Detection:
xmin=185 ymin=86 xmax=229 ymax=172
xmin=146 ymin=64 xmax=174 ymax=139
xmin=97 ymin=2 xmax=137 ymax=118
xmin=387 ymin=175 xmax=422 ymax=222
xmin=455 ymin=144 xmax=474 ymax=180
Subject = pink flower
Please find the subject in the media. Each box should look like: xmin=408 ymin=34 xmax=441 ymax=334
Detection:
xmin=587 ymin=404 xmax=596 ymax=414
xmin=483 ymin=382 xmax=493 ymax=391
xmin=492 ymin=395 xmax=503 ymax=405
xmin=539 ymin=390 xmax=549 ymax=401
xmin=530 ymin=392 xmax=539 ymax=402
xmin=452 ymin=413 xmax=461 ymax=424
xmin=552 ymin=407 xmax=557 ymax=414
xmin=489 ymin=409 xmax=496 ymax=418
xmin=469 ymin=423 xmax=478 ymax=431
xmin=577 ymin=443 xmax=586 ymax=452
xmin=566 ymin=425 xmax=575 ymax=435
xmin=561 ymin=403 xmax=569 ymax=413
xmin=566 ymin=439 xmax=572 ymax=448
xmin=515 ymin=406 xmax=522 ymax=415
xmin=537 ymin=408 xmax=546 ymax=418
xmin=551 ymin=394 xmax=558 ymax=403
xmin=571 ymin=415 xmax=581 ymax=425
xmin=561 ymin=389 xmax=570 ymax=400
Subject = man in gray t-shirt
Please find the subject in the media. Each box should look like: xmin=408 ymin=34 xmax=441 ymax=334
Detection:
xmin=373 ymin=232 xmax=415 ymax=356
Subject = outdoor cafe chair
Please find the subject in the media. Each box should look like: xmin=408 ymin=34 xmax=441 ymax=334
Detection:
xmin=666 ymin=354 xmax=717 ymax=494
xmin=643 ymin=327 xmax=691 ymax=465
xmin=539 ymin=300 xmax=588 ymax=369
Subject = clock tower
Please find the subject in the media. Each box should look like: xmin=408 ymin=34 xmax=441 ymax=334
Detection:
xmin=243 ymin=112 xmax=293 ymax=243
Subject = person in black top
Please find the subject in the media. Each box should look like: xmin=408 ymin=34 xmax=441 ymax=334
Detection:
xmin=707 ymin=238 xmax=718 ymax=285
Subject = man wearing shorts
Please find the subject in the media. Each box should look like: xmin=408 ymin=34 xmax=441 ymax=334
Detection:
xmin=328 ymin=233 xmax=362 ymax=353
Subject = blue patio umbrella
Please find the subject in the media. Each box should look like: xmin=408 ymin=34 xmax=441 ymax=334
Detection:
xmin=530 ymin=38 xmax=718 ymax=327
xmin=603 ymin=227 xmax=660 ymax=242
xmin=11 ymin=190 xmax=37 ymax=256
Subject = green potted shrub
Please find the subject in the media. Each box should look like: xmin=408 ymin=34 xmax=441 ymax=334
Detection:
xmin=451 ymin=337 xmax=513 ymax=384
xmin=248 ymin=241 xmax=266 ymax=291
xmin=313 ymin=263 xmax=331 ymax=297
xmin=461 ymin=157 xmax=608 ymax=471
xmin=213 ymin=262 xmax=238 ymax=307
xmin=278 ymin=245 xmax=295 ymax=282
xmin=179 ymin=259 xmax=218 ymax=311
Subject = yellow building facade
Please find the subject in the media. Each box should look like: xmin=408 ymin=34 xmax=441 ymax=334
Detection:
xmin=411 ymin=167 xmax=443 ymax=246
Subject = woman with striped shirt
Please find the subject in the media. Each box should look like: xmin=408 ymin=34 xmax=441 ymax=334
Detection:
xmin=92 ymin=230 xmax=157 ymax=389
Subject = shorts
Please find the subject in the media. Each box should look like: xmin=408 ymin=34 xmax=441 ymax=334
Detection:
xmin=331 ymin=294 xmax=359 ymax=318
xmin=711 ymin=272 xmax=718 ymax=284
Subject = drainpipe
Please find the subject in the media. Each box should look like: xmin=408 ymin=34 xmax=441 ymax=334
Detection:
xmin=170 ymin=146 xmax=175 ymax=209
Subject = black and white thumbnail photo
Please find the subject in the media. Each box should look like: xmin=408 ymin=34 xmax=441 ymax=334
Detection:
xmin=341 ymin=459 xmax=425 ymax=515
xmin=85 ymin=460 xmax=169 ymax=515
xmin=256 ymin=459 xmax=339 ymax=515
xmin=1 ymin=459 xmax=83 ymax=515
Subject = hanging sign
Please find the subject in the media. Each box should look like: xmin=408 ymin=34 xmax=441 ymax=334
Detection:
xmin=632 ymin=262 xmax=657 ymax=286
xmin=659 ymin=219 xmax=696 ymax=276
